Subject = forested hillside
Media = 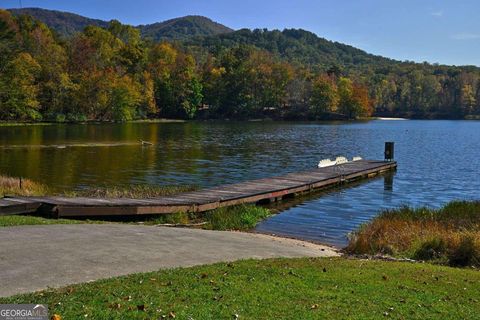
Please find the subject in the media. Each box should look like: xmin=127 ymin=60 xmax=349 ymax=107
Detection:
xmin=140 ymin=16 xmax=233 ymax=41
xmin=1 ymin=9 xmax=479 ymax=122
xmin=8 ymin=8 xmax=233 ymax=40
xmin=8 ymin=8 xmax=109 ymax=36
xmin=186 ymin=28 xmax=480 ymax=119
xmin=185 ymin=28 xmax=395 ymax=70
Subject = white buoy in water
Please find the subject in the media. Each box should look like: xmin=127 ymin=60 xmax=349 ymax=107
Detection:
xmin=140 ymin=140 xmax=153 ymax=146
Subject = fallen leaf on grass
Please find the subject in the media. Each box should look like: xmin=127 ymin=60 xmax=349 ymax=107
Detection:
xmin=108 ymin=303 xmax=121 ymax=310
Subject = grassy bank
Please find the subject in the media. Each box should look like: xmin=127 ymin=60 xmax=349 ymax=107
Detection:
xmin=347 ymin=201 xmax=480 ymax=267
xmin=1 ymin=173 xmax=270 ymax=230
xmin=0 ymin=119 xmax=186 ymax=126
xmin=0 ymin=175 xmax=50 ymax=197
xmin=0 ymin=122 xmax=54 ymax=126
xmin=0 ymin=215 xmax=92 ymax=227
xmin=64 ymin=184 xmax=198 ymax=198
xmin=0 ymin=175 xmax=198 ymax=199
xmin=0 ymin=204 xmax=270 ymax=231
xmin=126 ymin=204 xmax=271 ymax=231
xmin=0 ymin=173 xmax=197 ymax=199
xmin=205 ymin=205 xmax=270 ymax=230
xmin=0 ymin=204 xmax=270 ymax=230
xmin=2 ymin=257 xmax=479 ymax=319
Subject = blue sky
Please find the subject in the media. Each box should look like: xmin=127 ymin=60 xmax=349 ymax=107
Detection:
xmin=3 ymin=0 xmax=480 ymax=66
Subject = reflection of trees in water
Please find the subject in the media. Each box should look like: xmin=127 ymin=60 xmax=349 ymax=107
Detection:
xmin=1 ymin=122 xmax=400 ymax=192
xmin=0 ymin=123 xmax=219 ymax=190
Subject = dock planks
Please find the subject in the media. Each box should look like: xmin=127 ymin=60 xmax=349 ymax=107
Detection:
xmin=0 ymin=160 xmax=396 ymax=217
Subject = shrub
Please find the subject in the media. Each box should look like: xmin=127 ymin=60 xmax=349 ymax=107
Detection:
xmin=146 ymin=212 xmax=191 ymax=225
xmin=346 ymin=201 xmax=480 ymax=267
xmin=413 ymin=238 xmax=447 ymax=261
xmin=205 ymin=205 xmax=270 ymax=231
xmin=448 ymin=236 xmax=480 ymax=267
xmin=0 ymin=175 xmax=49 ymax=196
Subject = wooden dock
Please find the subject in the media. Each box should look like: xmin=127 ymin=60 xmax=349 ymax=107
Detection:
xmin=0 ymin=160 xmax=396 ymax=217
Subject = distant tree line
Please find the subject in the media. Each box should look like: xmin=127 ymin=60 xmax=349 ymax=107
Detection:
xmin=0 ymin=10 xmax=479 ymax=122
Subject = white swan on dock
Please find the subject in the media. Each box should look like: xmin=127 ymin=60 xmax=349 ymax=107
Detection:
xmin=318 ymin=159 xmax=336 ymax=168
xmin=335 ymin=156 xmax=348 ymax=165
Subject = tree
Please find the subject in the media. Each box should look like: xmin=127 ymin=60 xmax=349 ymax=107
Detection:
xmin=337 ymin=77 xmax=354 ymax=118
xmin=110 ymin=74 xmax=142 ymax=121
xmin=337 ymin=77 xmax=372 ymax=118
xmin=148 ymin=43 xmax=202 ymax=119
xmin=351 ymin=83 xmax=373 ymax=117
xmin=0 ymin=10 xmax=20 ymax=71
xmin=138 ymin=71 xmax=157 ymax=117
xmin=310 ymin=75 xmax=338 ymax=116
xmin=461 ymin=84 xmax=476 ymax=115
xmin=0 ymin=53 xmax=41 ymax=120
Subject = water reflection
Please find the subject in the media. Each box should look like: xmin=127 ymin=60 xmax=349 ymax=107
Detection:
xmin=256 ymin=172 xmax=396 ymax=246
xmin=1 ymin=120 xmax=479 ymax=246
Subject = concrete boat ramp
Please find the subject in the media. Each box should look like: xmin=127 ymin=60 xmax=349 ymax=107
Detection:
xmin=0 ymin=224 xmax=338 ymax=297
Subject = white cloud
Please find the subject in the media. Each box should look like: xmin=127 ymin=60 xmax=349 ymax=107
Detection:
xmin=451 ymin=33 xmax=480 ymax=40
xmin=430 ymin=11 xmax=443 ymax=17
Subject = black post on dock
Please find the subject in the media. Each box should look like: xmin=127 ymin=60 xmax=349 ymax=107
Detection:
xmin=384 ymin=142 xmax=394 ymax=161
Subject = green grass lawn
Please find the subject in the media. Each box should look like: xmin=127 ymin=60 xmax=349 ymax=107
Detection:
xmin=1 ymin=258 xmax=478 ymax=319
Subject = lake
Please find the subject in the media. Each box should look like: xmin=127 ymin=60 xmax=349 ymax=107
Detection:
xmin=1 ymin=120 xmax=479 ymax=246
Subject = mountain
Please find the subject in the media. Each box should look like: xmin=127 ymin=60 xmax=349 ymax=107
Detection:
xmin=8 ymin=8 xmax=233 ymax=40
xmin=8 ymin=7 xmax=473 ymax=73
xmin=184 ymin=28 xmax=397 ymax=71
xmin=139 ymin=16 xmax=233 ymax=41
xmin=8 ymin=7 xmax=109 ymax=36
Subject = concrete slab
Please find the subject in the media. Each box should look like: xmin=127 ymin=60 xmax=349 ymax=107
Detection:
xmin=0 ymin=224 xmax=338 ymax=297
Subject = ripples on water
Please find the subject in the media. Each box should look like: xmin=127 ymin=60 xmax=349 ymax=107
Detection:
xmin=0 ymin=120 xmax=479 ymax=246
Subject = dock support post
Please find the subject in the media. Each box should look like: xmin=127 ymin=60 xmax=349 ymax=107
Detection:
xmin=385 ymin=142 xmax=394 ymax=161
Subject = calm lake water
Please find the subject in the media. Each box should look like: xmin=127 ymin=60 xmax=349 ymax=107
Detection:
xmin=1 ymin=120 xmax=479 ymax=246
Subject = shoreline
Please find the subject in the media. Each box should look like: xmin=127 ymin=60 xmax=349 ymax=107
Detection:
xmin=4 ymin=117 xmax=480 ymax=126
xmin=251 ymin=229 xmax=344 ymax=250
